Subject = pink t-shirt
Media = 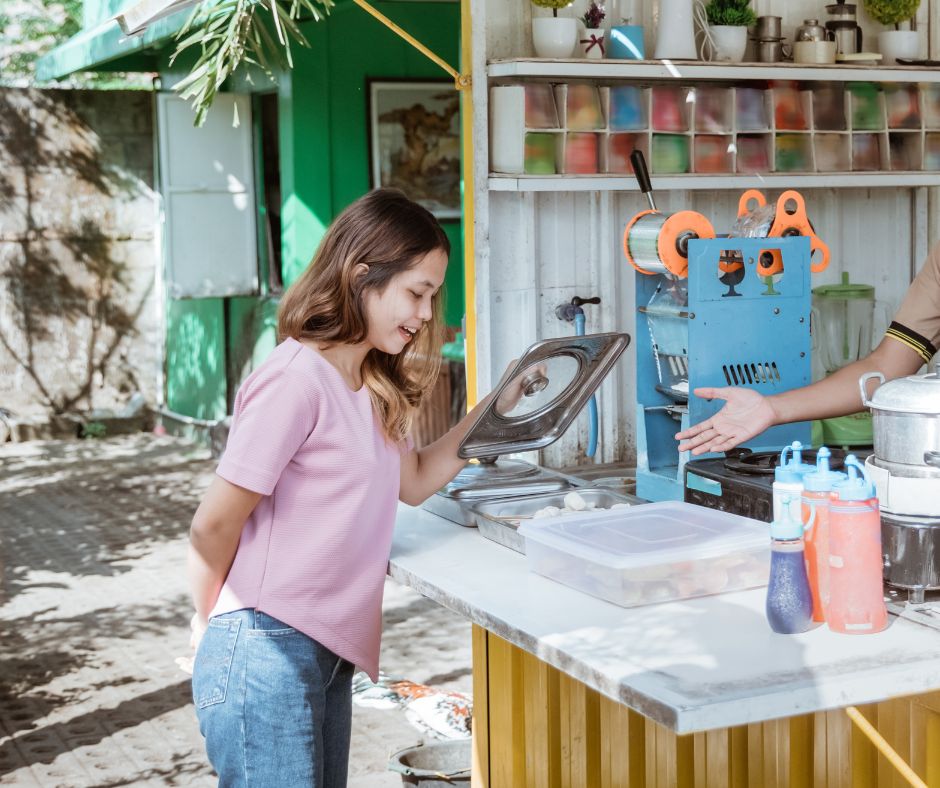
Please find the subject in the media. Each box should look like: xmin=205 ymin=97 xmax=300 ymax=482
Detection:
xmin=212 ymin=337 xmax=402 ymax=680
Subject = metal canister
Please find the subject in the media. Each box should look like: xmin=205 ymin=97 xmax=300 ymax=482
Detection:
xmin=795 ymin=19 xmax=828 ymax=42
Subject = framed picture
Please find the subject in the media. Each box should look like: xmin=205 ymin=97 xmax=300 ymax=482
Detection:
xmin=368 ymin=79 xmax=461 ymax=220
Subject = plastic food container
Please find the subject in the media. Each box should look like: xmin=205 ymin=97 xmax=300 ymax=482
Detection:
xmin=470 ymin=488 xmax=642 ymax=554
xmin=518 ymin=501 xmax=770 ymax=608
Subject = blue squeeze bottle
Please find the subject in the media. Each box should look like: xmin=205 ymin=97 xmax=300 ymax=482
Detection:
xmin=772 ymin=441 xmax=814 ymax=523
xmin=766 ymin=495 xmax=814 ymax=634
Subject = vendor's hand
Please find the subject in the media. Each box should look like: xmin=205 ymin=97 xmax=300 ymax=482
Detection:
xmin=675 ymin=387 xmax=777 ymax=455
xmin=494 ymin=360 xmax=548 ymax=414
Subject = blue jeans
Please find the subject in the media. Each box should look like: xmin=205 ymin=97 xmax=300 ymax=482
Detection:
xmin=192 ymin=609 xmax=355 ymax=788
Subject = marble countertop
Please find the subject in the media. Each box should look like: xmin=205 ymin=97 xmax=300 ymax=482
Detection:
xmin=388 ymin=503 xmax=940 ymax=734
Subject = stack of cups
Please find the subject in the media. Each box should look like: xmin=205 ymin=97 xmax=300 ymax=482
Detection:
xmin=752 ymin=15 xmax=790 ymax=63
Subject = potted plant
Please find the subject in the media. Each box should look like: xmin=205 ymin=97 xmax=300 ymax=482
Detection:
xmin=579 ymin=2 xmax=606 ymax=59
xmin=864 ymin=0 xmax=921 ymax=63
xmin=703 ymin=0 xmax=756 ymax=62
xmin=530 ymin=0 xmax=577 ymax=59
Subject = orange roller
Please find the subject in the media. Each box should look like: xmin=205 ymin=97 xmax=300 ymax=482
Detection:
xmin=623 ymin=208 xmax=715 ymax=279
xmin=658 ymin=211 xmax=716 ymax=279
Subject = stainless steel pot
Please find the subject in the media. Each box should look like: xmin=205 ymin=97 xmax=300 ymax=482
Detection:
xmin=755 ymin=38 xmax=791 ymax=63
xmin=859 ymin=368 xmax=940 ymax=469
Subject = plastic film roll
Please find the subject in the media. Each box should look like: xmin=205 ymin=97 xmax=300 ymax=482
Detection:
xmin=623 ymin=209 xmax=715 ymax=279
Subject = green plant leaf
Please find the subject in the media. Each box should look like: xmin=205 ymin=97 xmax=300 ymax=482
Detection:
xmin=172 ymin=0 xmax=331 ymax=125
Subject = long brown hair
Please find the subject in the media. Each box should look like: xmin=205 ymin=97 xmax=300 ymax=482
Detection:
xmin=277 ymin=188 xmax=450 ymax=442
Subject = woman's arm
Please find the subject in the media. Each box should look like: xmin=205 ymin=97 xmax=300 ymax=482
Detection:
xmin=399 ymin=361 xmax=537 ymax=505
xmin=188 ymin=475 xmax=263 ymax=632
xmin=398 ymin=393 xmax=493 ymax=506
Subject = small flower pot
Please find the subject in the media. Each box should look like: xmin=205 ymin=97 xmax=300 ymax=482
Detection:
xmin=532 ymin=17 xmax=578 ymax=59
xmin=708 ymin=25 xmax=748 ymax=62
xmin=579 ymin=27 xmax=606 ymax=59
xmin=877 ymin=30 xmax=920 ymax=64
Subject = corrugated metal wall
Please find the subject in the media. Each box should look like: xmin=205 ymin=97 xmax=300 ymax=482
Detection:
xmin=472 ymin=0 xmax=938 ymax=468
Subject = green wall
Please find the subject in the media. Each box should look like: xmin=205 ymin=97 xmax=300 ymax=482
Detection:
xmin=163 ymin=0 xmax=462 ymax=420
xmin=280 ymin=0 xmax=464 ymax=324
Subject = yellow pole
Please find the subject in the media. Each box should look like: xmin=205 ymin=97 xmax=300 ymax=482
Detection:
xmin=459 ymin=0 xmax=477 ymax=406
xmin=349 ymin=0 xmax=469 ymax=89
xmin=844 ymin=706 xmax=927 ymax=788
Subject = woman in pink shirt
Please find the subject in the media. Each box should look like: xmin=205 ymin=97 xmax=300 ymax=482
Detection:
xmin=188 ymin=189 xmax=509 ymax=787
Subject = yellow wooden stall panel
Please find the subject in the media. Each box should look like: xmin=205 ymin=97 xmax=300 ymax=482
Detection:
xmin=598 ymin=693 xmax=646 ymax=788
xmin=475 ymin=630 xmax=937 ymax=788
xmin=472 ymin=624 xmax=490 ymax=788
xmin=729 ymin=726 xmax=749 ymax=788
xmin=522 ymin=650 xmax=561 ymax=788
xmin=911 ymin=692 xmax=940 ymax=786
xmin=486 ymin=632 xmax=527 ymax=788
xmin=926 ymin=707 xmax=940 ymax=787
xmin=851 ymin=705 xmax=880 ymax=788
xmin=877 ymin=699 xmax=912 ymax=788
xmin=558 ymin=672 xmax=602 ymax=787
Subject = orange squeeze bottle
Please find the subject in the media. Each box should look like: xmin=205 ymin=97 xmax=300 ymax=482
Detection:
xmin=827 ymin=455 xmax=888 ymax=635
xmin=801 ymin=447 xmax=846 ymax=623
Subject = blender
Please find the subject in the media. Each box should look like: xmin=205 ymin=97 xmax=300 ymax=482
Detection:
xmin=811 ymin=272 xmax=889 ymax=446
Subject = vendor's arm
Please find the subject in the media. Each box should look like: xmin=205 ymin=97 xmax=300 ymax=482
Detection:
xmin=677 ymin=331 xmax=926 ymax=456
xmin=678 ymin=246 xmax=940 ymax=455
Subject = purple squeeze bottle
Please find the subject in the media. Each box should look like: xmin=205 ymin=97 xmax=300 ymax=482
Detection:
xmin=766 ymin=495 xmax=814 ymax=634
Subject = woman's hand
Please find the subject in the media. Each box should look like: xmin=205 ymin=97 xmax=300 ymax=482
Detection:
xmin=675 ymin=387 xmax=778 ymax=455
xmin=175 ymin=612 xmax=207 ymax=676
xmin=190 ymin=611 xmax=208 ymax=653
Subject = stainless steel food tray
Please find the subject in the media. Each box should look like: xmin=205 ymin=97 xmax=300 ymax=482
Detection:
xmin=422 ymin=474 xmax=576 ymax=526
xmin=470 ymin=488 xmax=644 ymax=553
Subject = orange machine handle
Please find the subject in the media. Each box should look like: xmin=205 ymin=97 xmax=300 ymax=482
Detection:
xmin=809 ymin=234 xmax=831 ymax=273
xmin=726 ymin=190 xmax=768 ymax=274
xmin=770 ymin=190 xmax=831 ymax=274
xmin=737 ymin=189 xmax=766 ymax=218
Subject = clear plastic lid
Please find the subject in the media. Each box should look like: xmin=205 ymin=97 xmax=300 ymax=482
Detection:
xmin=518 ymin=501 xmax=768 ymax=568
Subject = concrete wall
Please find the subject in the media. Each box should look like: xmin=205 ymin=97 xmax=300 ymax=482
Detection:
xmin=0 ymin=88 xmax=160 ymax=421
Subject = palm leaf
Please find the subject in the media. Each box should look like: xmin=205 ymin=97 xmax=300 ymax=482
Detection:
xmin=172 ymin=0 xmax=332 ymax=125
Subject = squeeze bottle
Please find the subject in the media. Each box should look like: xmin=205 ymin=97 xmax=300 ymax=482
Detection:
xmin=766 ymin=496 xmax=814 ymax=634
xmin=801 ymin=447 xmax=847 ymax=623
xmin=773 ymin=441 xmax=813 ymax=523
xmin=827 ymin=455 xmax=888 ymax=635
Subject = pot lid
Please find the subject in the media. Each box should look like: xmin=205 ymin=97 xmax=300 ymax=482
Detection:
xmin=869 ymin=370 xmax=940 ymax=415
xmin=457 ymin=332 xmax=631 ymax=459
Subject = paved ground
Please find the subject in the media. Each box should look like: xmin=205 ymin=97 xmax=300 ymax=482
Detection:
xmin=0 ymin=434 xmax=472 ymax=787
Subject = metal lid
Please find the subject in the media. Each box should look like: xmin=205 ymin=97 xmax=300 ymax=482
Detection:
xmin=812 ymin=272 xmax=874 ymax=300
xmin=825 ymin=1 xmax=856 ymax=16
xmin=457 ymin=332 xmax=630 ymax=459
xmin=869 ymin=371 xmax=940 ymax=416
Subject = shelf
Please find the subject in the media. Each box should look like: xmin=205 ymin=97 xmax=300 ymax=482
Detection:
xmin=488 ymin=171 xmax=940 ymax=192
xmin=488 ymin=58 xmax=940 ymax=84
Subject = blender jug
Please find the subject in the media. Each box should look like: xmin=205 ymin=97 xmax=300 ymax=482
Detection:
xmin=812 ymin=273 xmax=889 ymax=377
xmin=811 ymin=273 xmax=889 ymax=447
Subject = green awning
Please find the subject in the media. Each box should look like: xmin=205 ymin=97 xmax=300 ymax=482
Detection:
xmin=35 ymin=8 xmax=190 ymax=81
